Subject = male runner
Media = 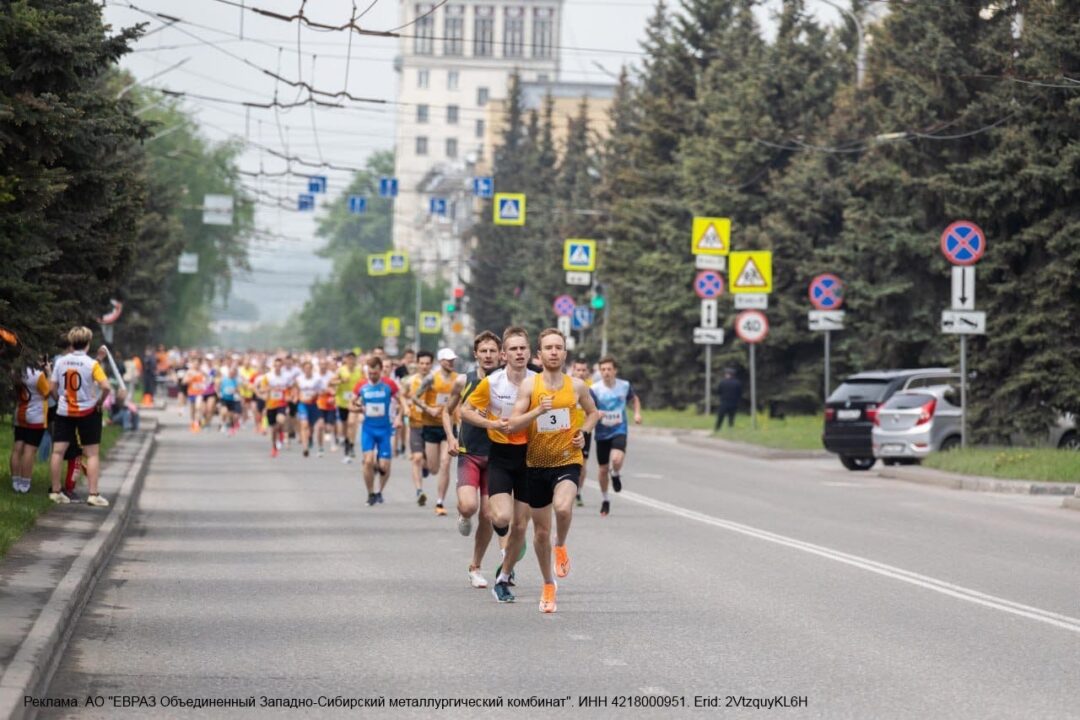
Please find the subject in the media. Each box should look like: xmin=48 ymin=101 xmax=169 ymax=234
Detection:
xmin=593 ymin=356 xmax=642 ymax=516
xmin=403 ymin=351 xmax=432 ymax=506
xmin=333 ymin=352 xmax=364 ymax=462
xmin=259 ymin=357 xmax=294 ymax=458
xmin=295 ymin=359 xmax=324 ymax=458
xmin=351 ymin=356 xmax=402 ymax=505
xmin=570 ymin=358 xmax=594 ymax=508
xmin=415 ymin=348 xmax=458 ymax=516
xmin=459 ymin=327 xmax=535 ymax=604
xmin=315 ymin=357 xmax=338 ymax=456
xmin=393 ymin=349 xmax=415 ymax=455
xmin=443 ymin=331 xmax=500 ymax=588
xmin=508 ymin=328 xmax=600 ymax=613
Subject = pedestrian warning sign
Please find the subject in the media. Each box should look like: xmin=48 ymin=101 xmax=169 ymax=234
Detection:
xmin=691 ymin=217 xmax=731 ymax=256
xmin=494 ymin=193 xmax=526 ymax=226
xmin=563 ymin=238 xmax=597 ymax=271
xmin=729 ymin=251 xmax=772 ymax=294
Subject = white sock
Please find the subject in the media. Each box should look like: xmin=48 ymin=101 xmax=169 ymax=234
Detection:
xmin=602 ymin=492 xmax=610 ymax=501
xmin=437 ymin=497 xmax=444 ymax=505
xmin=497 ymin=572 xmax=510 ymax=584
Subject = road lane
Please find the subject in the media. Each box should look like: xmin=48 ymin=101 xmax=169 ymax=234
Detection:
xmin=40 ymin=415 xmax=1080 ymax=718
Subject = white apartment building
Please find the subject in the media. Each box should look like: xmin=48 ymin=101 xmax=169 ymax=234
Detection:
xmin=392 ymin=0 xmax=564 ymax=273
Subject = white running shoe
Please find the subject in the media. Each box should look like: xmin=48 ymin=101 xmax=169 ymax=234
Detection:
xmin=468 ymin=567 xmax=488 ymax=588
xmin=87 ymin=494 xmax=110 ymax=508
xmin=342 ymin=455 xmax=353 ymax=465
xmin=457 ymin=514 xmax=473 ymax=537
xmin=48 ymin=492 xmax=70 ymax=504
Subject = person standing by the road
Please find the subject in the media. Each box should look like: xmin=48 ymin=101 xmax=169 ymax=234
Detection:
xmin=443 ymin=331 xmax=501 ymax=589
xmin=11 ymin=361 xmax=52 ymax=494
xmin=715 ymin=367 xmax=743 ymax=430
xmin=508 ymin=328 xmax=600 ymax=613
xmin=48 ymin=327 xmax=111 ymax=507
xmin=592 ymin=356 xmax=642 ymax=516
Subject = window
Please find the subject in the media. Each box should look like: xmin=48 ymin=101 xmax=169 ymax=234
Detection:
xmin=444 ymin=5 xmax=464 ymax=55
xmin=475 ymin=119 xmax=485 ymax=138
xmin=503 ymin=7 xmax=524 ymax=58
xmin=532 ymin=7 xmax=554 ymax=59
xmin=476 ymin=86 xmax=489 ymax=106
xmin=414 ymin=4 xmax=434 ymax=55
xmin=447 ymin=105 xmax=459 ymax=124
xmin=447 ymin=70 xmax=459 ymax=90
xmin=474 ymin=6 xmax=494 ymax=57
xmin=416 ymin=104 xmax=429 ymax=123
xmin=446 ymin=138 xmax=458 ymax=158
xmin=417 ymin=69 xmax=430 ymax=88
xmin=416 ymin=136 xmax=428 ymax=155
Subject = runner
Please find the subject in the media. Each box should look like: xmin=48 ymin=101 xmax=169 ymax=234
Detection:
xmin=217 ymin=359 xmax=241 ymax=435
xmin=259 ymin=356 xmax=294 ymax=458
xmin=11 ymin=361 xmax=51 ymax=494
xmin=48 ymin=327 xmax=113 ymax=507
xmin=351 ymin=356 xmax=402 ymax=506
xmin=403 ymin=351 xmax=433 ymax=506
xmin=282 ymin=355 xmax=302 ymax=448
xmin=443 ymin=331 xmax=501 ymax=589
xmin=415 ymin=348 xmax=459 ymax=516
xmin=459 ymin=327 xmax=535 ymax=603
xmin=570 ymin=358 xmax=594 ymax=508
xmin=592 ymin=356 xmax=642 ymax=516
xmin=333 ymin=352 xmax=364 ymax=463
xmin=184 ymin=356 xmax=207 ymax=432
xmin=295 ymin=359 xmax=324 ymax=458
xmin=315 ymin=357 xmax=339 ymax=456
xmin=507 ymin=328 xmax=600 ymax=613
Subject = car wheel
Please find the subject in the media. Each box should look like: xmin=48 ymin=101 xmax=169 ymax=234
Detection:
xmin=1058 ymin=431 xmax=1080 ymax=451
xmin=840 ymin=455 xmax=876 ymax=471
xmin=940 ymin=436 xmax=961 ymax=452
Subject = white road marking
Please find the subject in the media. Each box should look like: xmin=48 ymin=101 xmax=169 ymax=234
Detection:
xmin=632 ymin=473 xmax=664 ymax=480
xmin=603 ymin=659 xmax=627 ymax=667
xmin=620 ymin=490 xmax=1080 ymax=635
xmin=821 ymin=481 xmax=877 ymax=488
xmin=568 ymin=633 xmax=592 ymax=641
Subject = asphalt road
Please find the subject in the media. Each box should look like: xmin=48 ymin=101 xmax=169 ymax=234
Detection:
xmin=39 ymin=412 xmax=1080 ymax=719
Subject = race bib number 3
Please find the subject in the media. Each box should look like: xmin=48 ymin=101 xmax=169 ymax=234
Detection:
xmin=536 ymin=408 xmax=570 ymax=433
xmin=601 ymin=410 xmax=623 ymax=427
xmin=365 ymin=403 xmax=386 ymax=417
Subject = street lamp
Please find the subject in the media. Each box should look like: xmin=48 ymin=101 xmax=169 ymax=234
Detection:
xmin=818 ymin=0 xmax=866 ymax=89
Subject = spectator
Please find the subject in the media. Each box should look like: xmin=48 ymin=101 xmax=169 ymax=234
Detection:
xmin=108 ymin=387 xmax=140 ymax=431
xmin=714 ymin=367 xmax=743 ymax=431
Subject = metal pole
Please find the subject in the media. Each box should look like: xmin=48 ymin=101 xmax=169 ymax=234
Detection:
xmin=414 ymin=263 xmax=422 ymax=352
xmin=960 ymin=335 xmax=967 ymax=448
xmin=704 ymin=344 xmax=712 ymax=416
xmin=750 ymin=343 xmax=757 ymax=430
xmin=824 ymin=330 xmax=831 ymax=403
xmin=600 ymin=300 xmax=609 ymax=358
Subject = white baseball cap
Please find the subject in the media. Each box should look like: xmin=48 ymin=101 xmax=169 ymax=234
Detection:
xmin=437 ymin=348 xmax=457 ymax=361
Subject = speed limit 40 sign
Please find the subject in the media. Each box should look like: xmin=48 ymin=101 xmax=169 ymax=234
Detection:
xmin=735 ymin=310 xmax=769 ymax=344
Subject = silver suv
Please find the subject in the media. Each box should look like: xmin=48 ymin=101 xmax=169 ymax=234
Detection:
xmin=872 ymin=385 xmax=962 ymax=464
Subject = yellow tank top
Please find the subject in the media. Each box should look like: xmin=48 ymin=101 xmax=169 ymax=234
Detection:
xmin=422 ymin=370 xmax=458 ymax=426
xmin=526 ymin=372 xmax=584 ymax=468
xmin=407 ymin=375 xmax=425 ymax=423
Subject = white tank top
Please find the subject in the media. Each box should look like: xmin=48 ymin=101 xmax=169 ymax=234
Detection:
xmin=51 ymin=351 xmax=107 ymax=417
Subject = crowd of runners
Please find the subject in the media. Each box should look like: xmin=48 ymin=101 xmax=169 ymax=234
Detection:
xmin=12 ymin=325 xmax=642 ymax=613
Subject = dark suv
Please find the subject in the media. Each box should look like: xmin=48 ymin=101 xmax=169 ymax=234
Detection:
xmin=823 ymin=368 xmax=957 ymax=471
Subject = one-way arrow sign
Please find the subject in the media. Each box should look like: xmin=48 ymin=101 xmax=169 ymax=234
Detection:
xmin=951 ymin=266 xmax=975 ymax=311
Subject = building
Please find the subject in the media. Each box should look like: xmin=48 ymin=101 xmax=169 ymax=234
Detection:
xmin=392 ymin=0 xmax=565 ymax=266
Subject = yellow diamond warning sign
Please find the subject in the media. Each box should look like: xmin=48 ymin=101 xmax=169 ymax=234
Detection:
xmin=691 ymin=217 xmax=731 ymax=256
xmin=729 ymin=251 xmax=772 ymax=294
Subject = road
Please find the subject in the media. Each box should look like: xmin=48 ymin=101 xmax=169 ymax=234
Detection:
xmin=40 ymin=412 xmax=1080 ymax=718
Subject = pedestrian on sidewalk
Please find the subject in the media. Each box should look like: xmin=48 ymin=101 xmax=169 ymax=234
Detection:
xmin=714 ymin=367 xmax=743 ymax=431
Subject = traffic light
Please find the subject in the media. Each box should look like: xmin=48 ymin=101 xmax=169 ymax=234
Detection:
xmin=591 ymin=283 xmax=606 ymax=310
xmin=444 ymin=300 xmax=457 ymax=314
xmin=453 ymin=286 xmax=465 ymax=299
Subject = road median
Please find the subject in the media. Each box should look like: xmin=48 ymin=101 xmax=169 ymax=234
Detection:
xmin=0 ymin=418 xmax=157 ymax=720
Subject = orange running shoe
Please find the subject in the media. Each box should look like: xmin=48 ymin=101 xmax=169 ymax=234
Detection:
xmin=539 ymin=582 xmax=557 ymax=613
xmin=554 ymin=545 xmax=571 ymax=578
xmin=434 ymin=504 xmax=447 ymax=516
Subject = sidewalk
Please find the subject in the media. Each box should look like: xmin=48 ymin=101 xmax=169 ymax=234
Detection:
xmin=0 ymin=418 xmax=156 ymax=720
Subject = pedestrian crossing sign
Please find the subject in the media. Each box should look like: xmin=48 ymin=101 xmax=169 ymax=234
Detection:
xmin=419 ymin=312 xmax=441 ymax=334
xmin=563 ymin=239 xmax=597 ymax=272
xmin=367 ymin=254 xmax=388 ymax=276
xmin=729 ymin=251 xmax=773 ymax=294
xmin=691 ymin=217 xmax=731 ymax=256
xmin=381 ymin=317 xmax=401 ymax=338
xmin=387 ymin=251 xmax=409 ymax=274
xmin=494 ymin=193 xmax=526 ymax=226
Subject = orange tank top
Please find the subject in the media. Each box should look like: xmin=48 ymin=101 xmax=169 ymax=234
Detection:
xmin=526 ymin=372 xmax=584 ymax=468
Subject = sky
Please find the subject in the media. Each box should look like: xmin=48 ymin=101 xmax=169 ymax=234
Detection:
xmin=101 ymin=0 xmax=850 ymax=326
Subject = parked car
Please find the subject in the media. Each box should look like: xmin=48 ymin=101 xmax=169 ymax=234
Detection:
xmin=872 ymin=386 xmax=961 ymax=464
xmin=823 ymin=368 xmax=959 ymax=471
xmin=1050 ymin=414 xmax=1078 ymax=450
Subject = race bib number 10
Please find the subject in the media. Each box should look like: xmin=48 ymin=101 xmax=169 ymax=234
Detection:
xmin=536 ymin=408 xmax=570 ymax=433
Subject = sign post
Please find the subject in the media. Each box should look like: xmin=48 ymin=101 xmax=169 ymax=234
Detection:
xmin=735 ymin=310 xmax=769 ymax=429
xmin=694 ymin=270 xmax=726 ymax=416
xmin=808 ymin=273 xmax=844 ymax=402
xmin=940 ymin=220 xmax=987 ymax=448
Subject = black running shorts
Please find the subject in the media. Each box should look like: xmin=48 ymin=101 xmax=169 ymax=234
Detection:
xmin=526 ymin=464 xmax=581 ymax=509
xmin=13 ymin=425 xmax=45 ymax=446
xmin=53 ymin=412 xmax=102 ymax=446
xmin=595 ymin=434 xmax=628 ymax=466
xmin=267 ymin=407 xmax=287 ymax=425
xmin=487 ymin=442 xmax=528 ymax=501
xmin=421 ymin=425 xmax=447 ymax=444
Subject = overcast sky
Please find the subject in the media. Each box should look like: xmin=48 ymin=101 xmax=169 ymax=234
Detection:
xmin=102 ymin=0 xmax=848 ymax=325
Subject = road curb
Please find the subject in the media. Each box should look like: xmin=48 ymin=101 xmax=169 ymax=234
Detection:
xmin=877 ymin=465 xmax=1079 ymax=496
xmin=0 ymin=420 xmax=157 ymax=720
xmin=1062 ymin=496 xmax=1080 ymax=512
xmin=675 ymin=434 xmax=830 ymax=460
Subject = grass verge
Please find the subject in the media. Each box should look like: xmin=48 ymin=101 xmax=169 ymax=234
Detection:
xmin=923 ymin=447 xmax=1080 ymax=483
xmin=0 ymin=419 xmax=123 ymax=558
xmin=644 ymin=408 xmax=823 ymax=451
